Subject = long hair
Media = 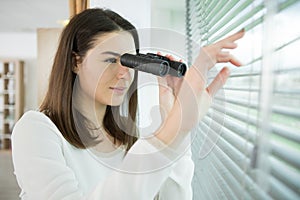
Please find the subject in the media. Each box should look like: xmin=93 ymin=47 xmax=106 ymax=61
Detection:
xmin=40 ymin=8 xmax=139 ymax=150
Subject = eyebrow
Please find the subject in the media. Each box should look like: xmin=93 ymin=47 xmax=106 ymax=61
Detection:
xmin=101 ymin=51 xmax=121 ymax=57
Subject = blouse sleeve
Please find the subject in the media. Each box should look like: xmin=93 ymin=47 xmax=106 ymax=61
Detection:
xmin=12 ymin=112 xmax=187 ymax=200
xmin=158 ymin=147 xmax=194 ymax=200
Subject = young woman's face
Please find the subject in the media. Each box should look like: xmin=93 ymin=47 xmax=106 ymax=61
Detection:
xmin=76 ymin=32 xmax=136 ymax=106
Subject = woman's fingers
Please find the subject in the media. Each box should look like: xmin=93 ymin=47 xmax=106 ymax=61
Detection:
xmin=221 ymin=29 xmax=245 ymax=43
xmin=206 ymin=67 xmax=231 ymax=97
xmin=217 ymin=52 xmax=243 ymax=66
xmin=222 ymin=42 xmax=237 ymax=49
xmin=157 ymin=76 xmax=170 ymax=94
xmin=156 ymin=52 xmax=184 ymax=95
xmin=216 ymin=29 xmax=245 ymax=49
xmin=229 ymin=54 xmax=243 ymax=66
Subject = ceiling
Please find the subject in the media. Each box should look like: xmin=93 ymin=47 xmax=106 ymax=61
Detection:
xmin=0 ymin=0 xmax=69 ymax=33
xmin=0 ymin=0 xmax=185 ymax=33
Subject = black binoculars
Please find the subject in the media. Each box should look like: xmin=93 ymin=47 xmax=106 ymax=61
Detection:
xmin=120 ymin=53 xmax=187 ymax=77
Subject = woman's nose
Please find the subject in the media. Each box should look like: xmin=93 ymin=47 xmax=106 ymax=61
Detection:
xmin=117 ymin=64 xmax=131 ymax=79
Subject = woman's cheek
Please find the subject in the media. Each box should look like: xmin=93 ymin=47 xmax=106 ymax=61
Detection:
xmin=129 ymin=69 xmax=135 ymax=84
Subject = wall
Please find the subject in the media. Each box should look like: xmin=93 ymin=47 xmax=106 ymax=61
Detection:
xmin=37 ymin=28 xmax=62 ymax=105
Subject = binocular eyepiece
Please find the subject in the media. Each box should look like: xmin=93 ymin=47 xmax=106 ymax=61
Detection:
xmin=120 ymin=53 xmax=187 ymax=77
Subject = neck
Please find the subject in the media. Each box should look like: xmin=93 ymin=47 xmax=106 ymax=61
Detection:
xmin=73 ymin=85 xmax=106 ymax=128
xmin=73 ymin=84 xmax=122 ymax=152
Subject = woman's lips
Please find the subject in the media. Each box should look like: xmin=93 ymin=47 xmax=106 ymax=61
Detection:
xmin=109 ymin=87 xmax=127 ymax=95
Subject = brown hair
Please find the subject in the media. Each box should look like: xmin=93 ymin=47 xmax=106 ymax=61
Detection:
xmin=40 ymin=8 xmax=139 ymax=150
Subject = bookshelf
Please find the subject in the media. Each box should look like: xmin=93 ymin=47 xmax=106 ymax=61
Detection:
xmin=0 ymin=60 xmax=24 ymax=149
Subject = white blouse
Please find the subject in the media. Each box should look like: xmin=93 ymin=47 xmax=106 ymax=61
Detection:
xmin=12 ymin=111 xmax=194 ymax=200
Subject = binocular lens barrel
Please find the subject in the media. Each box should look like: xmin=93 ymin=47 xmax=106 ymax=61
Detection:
xmin=120 ymin=53 xmax=187 ymax=77
xmin=120 ymin=53 xmax=169 ymax=76
xmin=168 ymin=60 xmax=187 ymax=77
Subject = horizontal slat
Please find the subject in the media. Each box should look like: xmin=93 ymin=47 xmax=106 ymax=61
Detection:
xmin=210 ymin=151 xmax=252 ymax=199
xmin=202 ymin=1 xmax=231 ymax=28
xmin=212 ymin=103 xmax=258 ymax=127
xmin=270 ymin=140 xmax=300 ymax=169
xmin=272 ymin=105 xmax=300 ymax=119
xmin=222 ymin=87 xmax=260 ymax=92
xmin=190 ymin=28 xmax=202 ymax=42
xmin=229 ymin=72 xmax=260 ymax=78
xmin=208 ymin=160 xmax=239 ymax=200
xmin=203 ymin=0 xmax=219 ymax=22
xmin=274 ymin=66 xmax=300 ymax=74
xmin=206 ymin=165 xmax=231 ymax=200
xmin=201 ymin=0 xmax=253 ymax=35
xmin=205 ymin=112 xmax=254 ymax=156
xmin=214 ymin=98 xmax=300 ymax=145
xmin=191 ymin=128 xmax=250 ymax=199
xmin=274 ymin=89 xmax=300 ymax=95
xmin=269 ymin=156 xmax=300 ymax=195
xmin=206 ymin=33 xmax=300 ymax=67
xmin=209 ymin=7 xmax=264 ymax=43
xmin=195 ymin=157 xmax=217 ymax=200
xmin=207 ymin=110 xmax=256 ymax=143
xmin=205 ymin=3 xmax=265 ymax=42
xmin=275 ymin=34 xmax=300 ymax=51
xmin=278 ymin=0 xmax=300 ymax=12
xmin=269 ymin=176 xmax=300 ymax=200
xmin=194 ymin=158 xmax=220 ymax=200
xmin=206 ymin=1 xmax=300 ymax=44
xmin=201 ymin=1 xmax=246 ymax=35
xmin=202 ymin=117 xmax=252 ymax=170
xmin=223 ymin=66 xmax=300 ymax=78
xmin=206 ymin=109 xmax=257 ymax=143
xmin=199 ymin=121 xmax=250 ymax=168
xmin=189 ymin=1 xmax=202 ymax=22
xmin=270 ymin=123 xmax=300 ymax=144
xmin=214 ymin=96 xmax=258 ymax=109
xmin=206 ymin=135 xmax=271 ymax=200
xmin=215 ymin=97 xmax=300 ymax=119
xmin=223 ymin=85 xmax=299 ymax=95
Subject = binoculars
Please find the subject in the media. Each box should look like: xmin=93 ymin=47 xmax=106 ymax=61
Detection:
xmin=120 ymin=53 xmax=187 ymax=77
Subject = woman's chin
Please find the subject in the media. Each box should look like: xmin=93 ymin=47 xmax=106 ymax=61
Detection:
xmin=107 ymin=98 xmax=125 ymax=106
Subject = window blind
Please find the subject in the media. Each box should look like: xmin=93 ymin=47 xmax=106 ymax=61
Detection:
xmin=186 ymin=0 xmax=300 ymax=199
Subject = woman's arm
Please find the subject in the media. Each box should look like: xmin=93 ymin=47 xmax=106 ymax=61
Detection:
xmin=154 ymin=29 xmax=245 ymax=199
xmin=156 ymin=29 xmax=245 ymax=147
xmin=157 ymin=136 xmax=194 ymax=200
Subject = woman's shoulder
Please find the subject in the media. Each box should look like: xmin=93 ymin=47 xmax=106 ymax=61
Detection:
xmin=18 ymin=110 xmax=49 ymax=120
xmin=12 ymin=110 xmax=64 ymax=143
xmin=15 ymin=110 xmax=57 ymax=129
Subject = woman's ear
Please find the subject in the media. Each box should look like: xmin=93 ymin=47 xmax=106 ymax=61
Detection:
xmin=72 ymin=64 xmax=79 ymax=74
xmin=72 ymin=52 xmax=81 ymax=74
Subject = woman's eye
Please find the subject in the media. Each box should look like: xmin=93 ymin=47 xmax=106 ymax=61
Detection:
xmin=104 ymin=58 xmax=118 ymax=63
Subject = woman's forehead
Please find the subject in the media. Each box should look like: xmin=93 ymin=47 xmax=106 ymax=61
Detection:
xmin=92 ymin=31 xmax=136 ymax=54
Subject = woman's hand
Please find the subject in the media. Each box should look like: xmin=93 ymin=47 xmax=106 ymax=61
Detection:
xmin=156 ymin=29 xmax=245 ymax=146
xmin=157 ymin=54 xmax=184 ymax=120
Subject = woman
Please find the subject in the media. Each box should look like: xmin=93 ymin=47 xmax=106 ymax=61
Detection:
xmin=12 ymin=8 xmax=244 ymax=200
